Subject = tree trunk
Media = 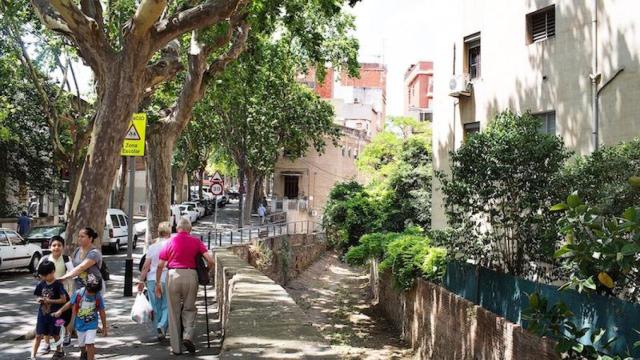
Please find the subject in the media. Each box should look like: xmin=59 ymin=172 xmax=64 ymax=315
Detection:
xmin=145 ymin=125 xmax=176 ymax=241
xmin=242 ymin=169 xmax=257 ymax=226
xmin=114 ymin=157 xmax=127 ymax=210
xmin=65 ymin=64 xmax=145 ymax=251
xmin=198 ymin=166 xmax=205 ymax=200
xmin=238 ymin=168 xmax=245 ymax=227
xmin=175 ymin=167 xmax=186 ymax=203
xmin=252 ymin=176 xmax=264 ymax=212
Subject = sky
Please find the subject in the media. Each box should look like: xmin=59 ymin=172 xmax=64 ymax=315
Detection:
xmin=349 ymin=0 xmax=436 ymax=117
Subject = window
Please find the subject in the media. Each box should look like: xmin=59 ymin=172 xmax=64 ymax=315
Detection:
xmin=284 ymin=176 xmax=299 ymax=198
xmin=527 ymin=6 xmax=555 ymax=43
xmin=6 ymin=231 xmax=23 ymax=245
xmin=463 ymin=122 xmax=480 ymax=141
xmin=419 ymin=112 xmax=432 ymax=122
xmin=464 ymin=33 xmax=481 ymax=79
xmin=348 ymin=149 xmax=352 ymax=158
xmin=118 ymin=215 xmax=127 ymax=227
xmin=110 ymin=214 xmax=120 ymax=228
xmin=0 ymin=232 xmax=9 ymax=246
xmin=341 ymin=147 xmax=346 ymax=157
xmin=536 ymin=111 xmax=556 ymax=135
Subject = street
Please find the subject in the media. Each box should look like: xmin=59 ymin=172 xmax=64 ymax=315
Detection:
xmin=0 ymin=202 xmax=246 ymax=360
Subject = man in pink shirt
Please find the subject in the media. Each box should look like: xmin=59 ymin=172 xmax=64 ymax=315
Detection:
xmin=155 ymin=217 xmax=214 ymax=355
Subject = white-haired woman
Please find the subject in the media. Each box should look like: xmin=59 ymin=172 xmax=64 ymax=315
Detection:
xmin=137 ymin=221 xmax=171 ymax=340
xmin=155 ymin=217 xmax=213 ymax=355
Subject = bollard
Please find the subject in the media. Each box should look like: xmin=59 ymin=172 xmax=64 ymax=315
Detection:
xmin=230 ymin=231 xmax=233 ymax=244
xmin=207 ymin=231 xmax=211 ymax=249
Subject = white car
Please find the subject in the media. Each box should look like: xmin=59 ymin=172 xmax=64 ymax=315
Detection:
xmin=102 ymin=208 xmax=138 ymax=253
xmin=182 ymin=201 xmax=205 ymax=218
xmin=179 ymin=205 xmax=199 ymax=223
xmin=170 ymin=205 xmax=182 ymax=230
xmin=0 ymin=228 xmax=44 ymax=272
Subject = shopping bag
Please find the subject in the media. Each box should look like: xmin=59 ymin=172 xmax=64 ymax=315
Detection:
xmin=130 ymin=293 xmax=153 ymax=324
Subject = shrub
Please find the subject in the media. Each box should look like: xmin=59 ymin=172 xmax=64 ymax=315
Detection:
xmin=560 ymin=138 xmax=640 ymax=216
xmin=346 ymin=229 xmax=447 ymax=290
xmin=437 ymin=110 xmax=570 ymax=276
xmin=322 ymin=181 xmax=382 ymax=253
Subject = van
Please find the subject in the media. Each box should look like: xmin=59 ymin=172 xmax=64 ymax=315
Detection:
xmin=102 ymin=208 xmax=138 ymax=253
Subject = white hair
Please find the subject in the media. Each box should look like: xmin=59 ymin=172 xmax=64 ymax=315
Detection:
xmin=177 ymin=217 xmax=192 ymax=232
xmin=158 ymin=221 xmax=171 ymax=236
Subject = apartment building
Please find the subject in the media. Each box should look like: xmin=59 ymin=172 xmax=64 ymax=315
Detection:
xmin=431 ymin=0 xmax=640 ymax=229
xmin=404 ymin=61 xmax=434 ymax=121
xmin=273 ymin=63 xmax=387 ymax=220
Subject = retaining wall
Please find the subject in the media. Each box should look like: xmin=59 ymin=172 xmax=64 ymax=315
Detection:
xmin=372 ymin=269 xmax=559 ymax=360
xmin=227 ymin=233 xmax=326 ymax=286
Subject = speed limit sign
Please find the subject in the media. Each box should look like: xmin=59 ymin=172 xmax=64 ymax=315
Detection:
xmin=211 ymin=183 xmax=223 ymax=195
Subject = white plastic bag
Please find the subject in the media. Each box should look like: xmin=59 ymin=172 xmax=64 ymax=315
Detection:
xmin=130 ymin=293 xmax=153 ymax=324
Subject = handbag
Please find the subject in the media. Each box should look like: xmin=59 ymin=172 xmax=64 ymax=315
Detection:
xmin=195 ymin=253 xmax=210 ymax=286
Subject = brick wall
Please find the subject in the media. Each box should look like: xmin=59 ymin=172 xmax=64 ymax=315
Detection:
xmin=228 ymin=233 xmax=326 ymax=286
xmin=373 ymin=269 xmax=559 ymax=360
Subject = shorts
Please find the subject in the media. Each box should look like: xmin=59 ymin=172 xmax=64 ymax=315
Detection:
xmin=77 ymin=329 xmax=97 ymax=347
xmin=36 ymin=314 xmax=61 ymax=336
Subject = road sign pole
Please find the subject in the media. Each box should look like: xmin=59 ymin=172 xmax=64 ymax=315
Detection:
xmin=124 ymin=156 xmax=135 ymax=297
xmin=213 ymin=197 xmax=218 ymax=246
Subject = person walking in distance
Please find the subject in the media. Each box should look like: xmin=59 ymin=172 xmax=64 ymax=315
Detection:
xmin=137 ymin=221 xmax=171 ymax=340
xmin=155 ymin=217 xmax=214 ymax=355
xmin=17 ymin=211 xmax=31 ymax=236
xmin=258 ymin=204 xmax=266 ymax=225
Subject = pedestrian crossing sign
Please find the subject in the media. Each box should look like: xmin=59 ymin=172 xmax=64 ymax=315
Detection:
xmin=121 ymin=113 xmax=146 ymax=156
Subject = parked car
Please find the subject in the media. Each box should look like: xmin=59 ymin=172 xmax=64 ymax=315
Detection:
xmin=216 ymin=195 xmax=228 ymax=208
xmin=227 ymin=191 xmax=240 ymax=200
xmin=0 ymin=228 xmax=44 ymax=272
xmin=102 ymin=208 xmax=138 ymax=253
xmin=182 ymin=201 xmax=205 ymax=218
xmin=179 ymin=205 xmax=199 ymax=223
xmin=24 ymin=225 xmax=66 ymax=253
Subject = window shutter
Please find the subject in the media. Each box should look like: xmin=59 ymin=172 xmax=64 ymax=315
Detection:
xmin=530 ymin=6 xmax=555 ymax=43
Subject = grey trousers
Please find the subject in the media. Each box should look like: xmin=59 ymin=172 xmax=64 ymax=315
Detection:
xmin=166 ymin=269 xmax=198 ymax=353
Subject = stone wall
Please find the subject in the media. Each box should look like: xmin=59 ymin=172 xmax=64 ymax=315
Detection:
xmin=227 ymin=233 xmax=326 ymax=286
xmin=373 ymin=270 xmax=558 ymax=360
xmin=213 ymin=249 xmax=336 ymax=359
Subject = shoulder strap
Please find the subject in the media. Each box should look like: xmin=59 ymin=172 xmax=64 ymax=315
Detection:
xmin=62 ymin=255 xmax=70 ymax=263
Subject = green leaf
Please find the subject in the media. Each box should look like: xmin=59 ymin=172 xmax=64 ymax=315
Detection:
xmin=567 ymin=192 xmax=581 ymax=208
xmin=529 ymin=293 xmax=540 ymax=308
xmin=623 ymin=207 xmax=638 ymax=221
xmin=584 ymin=277 xmax=597 ymax=290
xmin=550 ymin=203 xmax=569 ymax=211
xmin=621 ymin=243 xmax=640 ymax=256
xmin=554 ymin=245 xmax=573 ymax=258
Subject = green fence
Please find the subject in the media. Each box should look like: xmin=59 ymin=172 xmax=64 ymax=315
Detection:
xmin=443 ymin=262 xmax=640 ymax=357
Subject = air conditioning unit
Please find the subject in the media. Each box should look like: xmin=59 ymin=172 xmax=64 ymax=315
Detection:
xmin=449 ymin=74 xmax=472 ymax=97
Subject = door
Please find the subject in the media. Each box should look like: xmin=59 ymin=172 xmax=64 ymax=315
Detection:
xmin=117 ymin=214 xmax=128 ymax=242
xmin=4 ymin=231 xmax=30 ymax=268
xmin=0 ymin=232 xmax=11 ymax=270
xmin=284 ymin=176 xmax=299 ymax=199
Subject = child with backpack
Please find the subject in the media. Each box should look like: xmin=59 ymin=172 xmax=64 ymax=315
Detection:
xmin=31 ymin=260 xmax=68 ymax=360
xmin=54 ymin=274 xmax=107 ymax=360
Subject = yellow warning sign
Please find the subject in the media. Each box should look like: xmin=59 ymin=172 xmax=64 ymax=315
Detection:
xmin=121 ymin=113 xmax=146 ymax=156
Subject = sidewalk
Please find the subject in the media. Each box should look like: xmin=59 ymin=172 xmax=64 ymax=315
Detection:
xmin=2 ymin=273 xmax=221 ymax=360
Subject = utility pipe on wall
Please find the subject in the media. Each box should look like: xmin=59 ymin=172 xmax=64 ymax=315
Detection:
xmin=590 ymin=0 xmax=601 ymax=152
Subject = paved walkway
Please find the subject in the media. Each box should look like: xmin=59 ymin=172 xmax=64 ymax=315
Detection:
xmin=1 ymin=271 xmax=221 ymax=360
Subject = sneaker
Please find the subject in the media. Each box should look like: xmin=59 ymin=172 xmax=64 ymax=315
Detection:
xmin=63 ymin=333 xmax=71 ymax=346
xmin=80 ymin=350 xmax=87 ymax=360
xmin=39 ymin=343 xmax=50 ymax=354
xmin=157 ymin=328 xmax=166 ymax=341
xmin=52 ymin=350 xmax=65 ymax=359
xmin=182 ymin=339 xmax=196 ymax=353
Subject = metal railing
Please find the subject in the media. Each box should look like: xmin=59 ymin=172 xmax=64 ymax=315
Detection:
xmin=199 ymin=220 xmax=324 ymax=249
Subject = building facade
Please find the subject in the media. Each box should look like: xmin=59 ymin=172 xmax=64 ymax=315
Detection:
xmin=430 ymin=0 xmax=640 ymax=229
xmin=404 ymin=61 xmax=434 ymax=121
xmin=273 ymin=63 xmax=387 ymax=220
